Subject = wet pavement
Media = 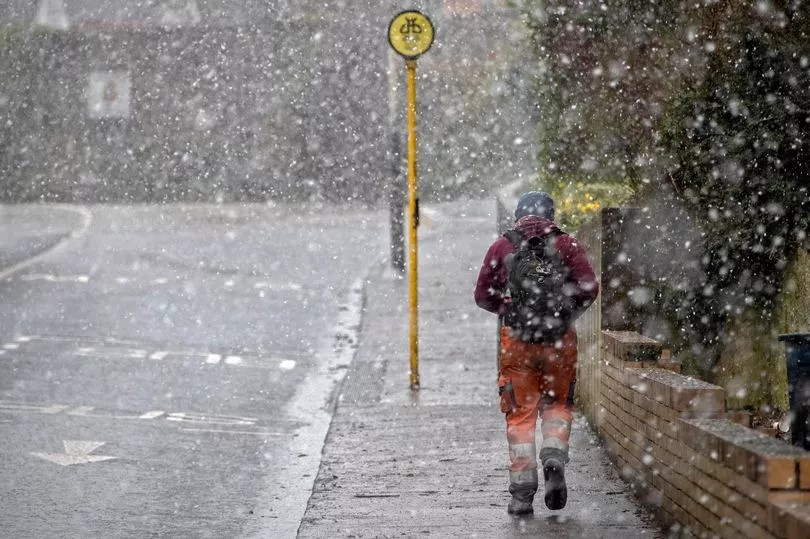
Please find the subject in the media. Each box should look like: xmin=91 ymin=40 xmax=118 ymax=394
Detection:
xmin=298 ymin=201 xmax=663 ymax=538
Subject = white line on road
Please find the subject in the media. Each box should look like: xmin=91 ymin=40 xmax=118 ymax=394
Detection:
xmin=0 ymin=403 xmax=69 ymax=414
xmin=0 ymin=205 xmax=93 ymax=281
xmin=253 ymin=282 xmax=303 ymax=291
xmin=224 ymin=355 xmax=243 ymax=365
xmin=205 ymin=353 xmax=222 ymax=364
xmin=179 ymin=428 xmax=285 ymax=436
xmin=1 ymin=401 xmax=268 ymax=431
xmin=66 ymin=406 xmax=95 ymax=416
xmin=166 ymin=412 xmax=257 ymax=426
xmin=19 ymin=274 xmax=90 ymax=283
xmin=2 ymin=404 xmax=302 ymax=438
xmin=18 ymin=334 xmax=87 ymax=343
xmin=279 ymin=359 xmax=296 ymax=371
xmin=1 ymin=334 xmax=299 ymax=370
xmin=42 ymin=404 xmax=70 ymax=414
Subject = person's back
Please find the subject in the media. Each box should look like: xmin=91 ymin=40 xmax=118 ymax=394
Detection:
xmin=474 ymin=191 xmax=599 ymax=515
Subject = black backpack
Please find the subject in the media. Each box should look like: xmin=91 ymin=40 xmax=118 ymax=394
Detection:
xmin=503 ymin=229 xmax=572 ymax=343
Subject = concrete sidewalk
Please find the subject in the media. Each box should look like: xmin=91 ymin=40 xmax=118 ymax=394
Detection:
xmin=298 ymin=201 xmax=662 ymax=538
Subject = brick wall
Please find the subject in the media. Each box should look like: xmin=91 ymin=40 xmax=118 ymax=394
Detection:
xmin=575 ymin=329 xmax=810 ymax=538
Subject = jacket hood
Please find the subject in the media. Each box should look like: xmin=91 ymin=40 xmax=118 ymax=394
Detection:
xmin=514 ymin=215 xmax=560 ymax=239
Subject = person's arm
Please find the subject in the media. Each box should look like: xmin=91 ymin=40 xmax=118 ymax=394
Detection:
xmin=474 ymin=237 xmax=511 ymax=315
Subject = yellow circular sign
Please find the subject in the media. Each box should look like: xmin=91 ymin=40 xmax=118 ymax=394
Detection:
xmin=388 ymin=11 xmax=435 ymax=60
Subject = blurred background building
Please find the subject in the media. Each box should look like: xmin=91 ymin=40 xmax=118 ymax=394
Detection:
xmin=0 ymin=0 xmax=536 ymax=203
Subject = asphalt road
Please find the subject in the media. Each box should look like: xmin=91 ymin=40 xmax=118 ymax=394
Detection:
xmin=0 ymin=203 xmax=387 ymax=538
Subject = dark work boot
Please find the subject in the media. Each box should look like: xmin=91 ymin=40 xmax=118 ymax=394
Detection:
xmin=508 ymin=468 xmax=538 ymax=515
xmin=507 ymin=497 xmax=534 ymax=515
xmin=542 ymin=458 xmax=567 ymax=510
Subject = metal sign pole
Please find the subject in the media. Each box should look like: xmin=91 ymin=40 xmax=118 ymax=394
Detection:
xmin=406 ymin=59 xmax=420 ymax=388
xmin=388 ymin=10 xmax=434 ymax=390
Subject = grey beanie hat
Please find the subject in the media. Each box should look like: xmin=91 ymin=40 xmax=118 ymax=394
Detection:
xmin=515 ymin=191 xmax=555 ymax=221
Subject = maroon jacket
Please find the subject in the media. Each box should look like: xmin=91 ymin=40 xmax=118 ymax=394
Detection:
xmin=474 ymin=215 xmax=599 ymax=321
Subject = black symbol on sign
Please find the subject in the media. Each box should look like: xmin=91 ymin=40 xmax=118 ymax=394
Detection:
xmin=400 ymin=17 xmax=423 ymax=34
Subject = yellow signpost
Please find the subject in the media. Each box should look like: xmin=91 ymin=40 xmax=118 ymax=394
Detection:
xmin=388 ymin=11 xmax=434 ymax=389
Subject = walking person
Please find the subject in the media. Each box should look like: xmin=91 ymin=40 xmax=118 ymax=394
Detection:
xmin=474 ymin=191 xmax=599 ymax=515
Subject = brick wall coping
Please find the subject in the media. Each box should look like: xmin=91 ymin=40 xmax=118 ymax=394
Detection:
xmin=603 ymin=330 xmax=662 ymax=344
xmin=623 ymin=367 xmax=726 ymax=413
xmin=681 ymin=418 xmax=809 ymax=490
xmin=634 ymin=368 xmax=719 ymax=390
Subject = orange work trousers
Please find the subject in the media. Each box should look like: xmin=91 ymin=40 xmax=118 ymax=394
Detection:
xmin=498 ymin=324 xmax=577 ymax=501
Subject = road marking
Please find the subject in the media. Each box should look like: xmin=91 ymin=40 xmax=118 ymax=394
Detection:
xmin=67 ymin=406 xmax=95 ymax=416
xmin=19 ymin=274 xmax=90 ymax=283
xmin=31 ymin=440 xmax=116 ymax=466
xmin=279 ymin=359 xmax=296 ymax=371
xmin=0 ymin=205 xmax=93 ymax=281
xmin=179 ymin=428 xmax=284 ymax=436
xmin=166 ymin=412 xmax=256 ymax=426
xmin=42 ymin=404 xmax=70 ymax=414
xmin=0 ymin=402 xmax=69 ymax=414
xmin=151 ymin=277 xmax=169 ymax=285
xmin=206 ymin=353 xmax=222 ymax=364
xmin=74 ymin=346 xmax=148 ymax=360
xmin=19 ymin=334 xmax=85 ymax=343
xmin=0 ymin=334 xmax=300 ymax=370
xmin=253 ymin=282 xmax=303 ymax=291
xmin=0 ymin=401 xmax=293 ymax=436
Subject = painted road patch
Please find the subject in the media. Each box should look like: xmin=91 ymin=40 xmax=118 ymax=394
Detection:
xmin=31 ymin=440 xmax=116 ymax=466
